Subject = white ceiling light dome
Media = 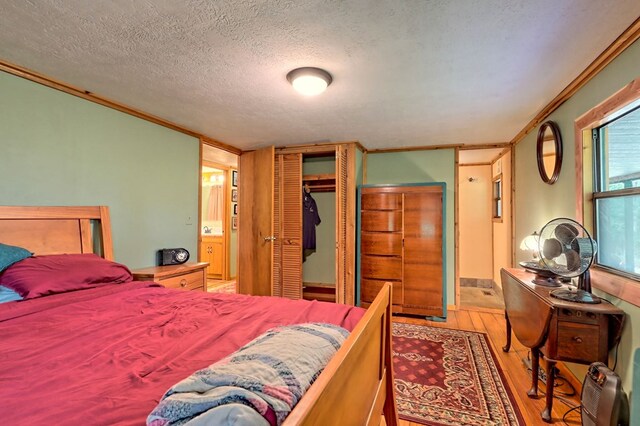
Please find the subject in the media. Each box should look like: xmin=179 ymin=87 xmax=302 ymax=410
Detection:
xmin=286 ymin=67 xmax=333 ymax=96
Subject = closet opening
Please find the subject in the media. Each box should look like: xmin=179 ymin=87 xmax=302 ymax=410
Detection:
xmin=242 ymin=142 xmax=358 ymax=304
xmin=301 ymin=153 xmax=337 ymax=303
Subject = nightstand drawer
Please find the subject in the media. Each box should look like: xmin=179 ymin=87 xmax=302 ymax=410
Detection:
xmin=132 ymin=263 xmax=208 ymax=292
xmin=556 ymin=321 xmax=600 ymax=362
xmin=158 ymin=270 xmax=204 ymax=291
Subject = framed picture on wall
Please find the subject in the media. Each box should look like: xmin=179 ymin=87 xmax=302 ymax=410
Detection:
xmin=232 ymin=216 xmax=238 ymax=230
xmin=233 ymin=203 xmax=237 ymax=215
xmin=231 ymin=189 xmax=238 ymax=202
xmin=232 ymin=170 xmax=238 ymax=187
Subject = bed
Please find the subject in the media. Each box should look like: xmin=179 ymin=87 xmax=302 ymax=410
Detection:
xmin=0 ymin=206 xmax=398 ymax=426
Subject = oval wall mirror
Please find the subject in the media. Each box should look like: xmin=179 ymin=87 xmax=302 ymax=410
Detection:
xmin=536 ymin=121 xmax=563 ymax=184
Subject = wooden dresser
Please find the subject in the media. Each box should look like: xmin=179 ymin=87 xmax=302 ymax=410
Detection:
xmin=359 ymin=184 xmax=444 ymax=317
xmin=501 ymin=268 xmax=625 ymax=422
xmin=132 ymin=262 xmax=209 ymax=292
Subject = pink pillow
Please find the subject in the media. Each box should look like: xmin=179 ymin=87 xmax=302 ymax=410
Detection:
xmin=0 ymin=253 xmax=133 ymax=299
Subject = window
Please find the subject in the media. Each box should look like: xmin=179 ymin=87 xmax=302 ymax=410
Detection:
xmin=492 ymin=175 xmax=502 ymax=221
xmin=592 ymin=104 xmax=640 ymax=278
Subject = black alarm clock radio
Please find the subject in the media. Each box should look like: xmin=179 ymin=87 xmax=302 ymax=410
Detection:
xmin=158 ymin=248 xmax=190 ymax=266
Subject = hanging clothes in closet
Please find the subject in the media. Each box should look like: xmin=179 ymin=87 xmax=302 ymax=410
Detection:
xmin=303 ymin=186 xmax=321 ymax=260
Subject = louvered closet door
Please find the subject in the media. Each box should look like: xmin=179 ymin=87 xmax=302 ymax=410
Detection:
xmin=273 ymin=153 xmax=303 ymax=299
xmin=335 ymin=145 xmax=355 ymax=305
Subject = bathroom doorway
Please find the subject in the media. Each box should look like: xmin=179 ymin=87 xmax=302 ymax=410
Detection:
xmin=457 ymin=146 xmax=512 ymax=310
xmin=200 ymin=143 xmax=238 ymax=291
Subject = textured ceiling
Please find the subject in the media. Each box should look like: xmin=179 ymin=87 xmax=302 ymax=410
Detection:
xmin=1 ymin=1 xmax=639 ymax=151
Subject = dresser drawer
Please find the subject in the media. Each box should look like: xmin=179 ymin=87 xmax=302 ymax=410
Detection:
xmin=361 ymin=279 xmax=402 ymax=304
xmin=361 ymin=193 xmax=402 ymax=210
xmin=556 ymin=321 xmax=600 ymax=362
xmin=361 ymin=211 xmax=402 ymax=232
xmin=361 ymin=232 xmax=402 ymax=256
xmin=361 ymin=255 xmax=402 ymax=280
xmin=158 ymin=270 xmax=204 ymax=291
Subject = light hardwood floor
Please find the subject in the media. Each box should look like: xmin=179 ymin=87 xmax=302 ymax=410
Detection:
xmin=394 ymin=308 xmax=582 ymax=426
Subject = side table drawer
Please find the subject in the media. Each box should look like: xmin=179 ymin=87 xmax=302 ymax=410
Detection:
xmin=556 ymin=321 xmax=600 ymax=362
xmin=159 ymin=270 xmax=204 ymax=291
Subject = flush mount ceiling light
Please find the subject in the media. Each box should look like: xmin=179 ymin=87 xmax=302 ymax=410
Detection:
xmin=286 ymin=67 xmax=333 ymax=96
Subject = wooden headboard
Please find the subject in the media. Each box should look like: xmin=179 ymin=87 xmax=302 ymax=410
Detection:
xmin=0 ymin=206 xmax=113 ymax=259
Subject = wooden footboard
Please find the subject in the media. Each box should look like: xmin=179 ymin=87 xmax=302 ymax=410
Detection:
xmin=284 ymin=283 xmax=398 ymax=426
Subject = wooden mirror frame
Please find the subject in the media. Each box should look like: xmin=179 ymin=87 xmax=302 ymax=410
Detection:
xmin=536 ymin=120 xmax=563 ymax=184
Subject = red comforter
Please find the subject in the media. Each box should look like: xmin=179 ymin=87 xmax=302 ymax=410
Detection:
xmin=0 ymin=282 xmax=364 ymax=425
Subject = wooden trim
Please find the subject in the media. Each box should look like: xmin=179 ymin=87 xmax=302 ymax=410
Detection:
xmin=363 ymin=151 xmax=368 ymax=184
xmin=457 ymin=142 xmax=511 ymax=150
xmin=511 ymin=16 xmax=640 ymax=146
xmin=276 ymin=140 xmax=364 ymax=154
xmin=346 ymin=144 xmax=357 ymax=305
xmin=591 ymin=267 xmax=640 ymax=308
xmin=368 ymin=142 xmax=509 ymax=154
xmin=198 ymin=142 xmax=204 ymax=264
xmin=224 ymin=168 xmax=232 ymax=280
xmin=0 ymin=59 xmax=242 ymax=155
xmin=200 ymin=137 xmax=243 ymax=155
xmin=491 ymin=146 xmax=511 ymax=165
xmin=593 ymin=187 xmax=640 ymax=199
xmin=574 ymin=75 xmax=640 ymax=308
xmin=575 ymin=121 xmax=585 ymax=222
xmin=454 ymin=147 xmax=460 ymax=308
xmin=510 ymin=147 xmax=516 ymax=267
xmin=369 ymin=144 xmax=458 ymax=153
xmin=576 ymin=78 xmax=640 ymax=130
xmin=459 ymin=162 xmax=492 ymax=167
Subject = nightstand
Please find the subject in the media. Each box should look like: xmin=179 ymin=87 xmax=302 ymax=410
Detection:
xmin=132 ymin=262 xmax=209 ymax=291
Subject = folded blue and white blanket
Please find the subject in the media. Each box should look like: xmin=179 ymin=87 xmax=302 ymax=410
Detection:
xmin=147 ymin=323 xmax=349 ymax=426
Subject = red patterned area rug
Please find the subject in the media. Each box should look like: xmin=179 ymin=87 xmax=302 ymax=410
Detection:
xmin=393 ymin=323 xmax=524 ymax=425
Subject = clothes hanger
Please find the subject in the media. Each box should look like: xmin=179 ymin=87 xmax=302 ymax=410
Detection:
xmin=303 ymin=183 xmax=311 ymax=194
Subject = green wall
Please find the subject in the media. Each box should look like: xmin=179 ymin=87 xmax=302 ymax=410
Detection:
xmin=366 ymin=150 xmax=455 ymax=307
xmin=302 ymin=157 xmax=336 ymax=284
xmin=514 ymin=39 xmax=640 ymax=392
xmin=0 ymin=71 xmax=199 ymax=268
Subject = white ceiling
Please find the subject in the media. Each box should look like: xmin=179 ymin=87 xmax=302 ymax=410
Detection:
xmin=1 ymin=1 xmax=639 ymax=151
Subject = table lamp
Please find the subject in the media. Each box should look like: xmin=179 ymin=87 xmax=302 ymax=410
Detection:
xmin=520 ymin=231 xmax=541 ymax=264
